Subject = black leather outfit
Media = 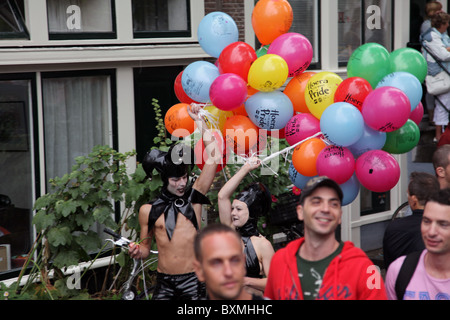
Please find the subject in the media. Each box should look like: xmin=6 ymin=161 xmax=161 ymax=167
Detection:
xmin=148 ymin=186 xmax=210 ymax=300
xmin=237 ymin=220 xmax=262 ymax=278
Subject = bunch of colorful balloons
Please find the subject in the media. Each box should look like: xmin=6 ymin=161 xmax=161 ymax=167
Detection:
xmin=165 ymin=0 xmax=427 ymax=207
xmin=288 ymin=42 xmax=427 ymax=205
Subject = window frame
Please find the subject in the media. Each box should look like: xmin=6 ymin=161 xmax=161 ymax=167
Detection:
xmin=0 ymin=0 xmax=29 ymax=39
xmin=337 ymin=0 xmax=395 ymax=67
xmin=47 ymin=0 xmax=117 ymax=41
xmin=132 ymin=0 xmax=192 ymax=39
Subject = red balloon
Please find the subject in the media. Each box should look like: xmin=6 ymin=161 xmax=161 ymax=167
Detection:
xmin=334 ymin=77 xmax=372 ymax=111
xmin=218 ymin=42 xmax=257 ymax=82
xmin=409 ymin=102 xmax=424 ymax=126
xmin=194 ymin=130 xmax=228 ymax=172
xmin=174 ymin=71 xmax=198 ymax=104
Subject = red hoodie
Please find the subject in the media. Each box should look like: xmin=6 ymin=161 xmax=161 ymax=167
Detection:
xmin=264 ymin=238 xmax=387 ymax=300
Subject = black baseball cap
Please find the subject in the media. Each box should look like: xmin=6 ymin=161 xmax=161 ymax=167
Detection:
xmin=299 ymin=176 xmax=343 ymax=205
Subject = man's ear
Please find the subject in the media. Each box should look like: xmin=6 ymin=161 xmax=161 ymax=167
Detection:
xmin=296 ymin=204 xmax=304 ymax=221
xmin=193 ymin=259 xmax=204 ymax=282
xmin=436 ymin=166 xmax=445 ymax=178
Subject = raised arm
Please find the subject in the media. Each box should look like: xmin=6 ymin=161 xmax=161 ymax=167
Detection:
xmin=188 ymin=104 xmax=219 ymax=195
xmin=217 ymin=157 xmax=261 ymax=226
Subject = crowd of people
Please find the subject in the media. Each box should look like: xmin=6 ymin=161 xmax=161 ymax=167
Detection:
xmin=126 ymin=104 xmax=450 ymax=301
xmin=124 ymin=1 xmax=450 ymax=301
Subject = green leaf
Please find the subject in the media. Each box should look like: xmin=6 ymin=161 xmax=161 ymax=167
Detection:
xmin=56 ymin=199 xmax=78 ymax=217
xmin=53 ymin=250 xmax=79 ymax=268
xmin=33 ymin=194 xmax=53 ymax=211
xmin=93 ymin=206 xmax=112 ymax=224
xmin=47 ymin=227 xmax=72 ymax=247
xmin=32 ymin=209 xmax=56 ymax=231
xmin=74 ymin=212 xmax=95 ymax=231
xmin=75 ymin=231 xmax=101 ymax=252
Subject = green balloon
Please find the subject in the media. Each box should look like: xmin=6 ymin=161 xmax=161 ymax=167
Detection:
xmin=347 ymin=43 xmax=391 ymax=89
xmin=390 ymin=48 xmax=427 ymax=83
xmin=256 ymin=44 xmax=270 ymax=58
xmin=382 ymin=120 xmax=420 ymax=154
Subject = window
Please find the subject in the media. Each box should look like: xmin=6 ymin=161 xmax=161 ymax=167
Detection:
xmin=42 ymin=71 xmax=115 ymax=184
xmin=338 ymin=0 xmax=393 ymax=65
xmin=0 ymin=77 xmax=35 ymax=275
xmin=0 ymin=0 xmax=28 ymax=39
xmin=289 ymin=0 xmax=320 ymax=68
xmin=132 ymin=0 xmax=191 ymax=38
xmin=47 ymin=0 xmax=116 ymax=40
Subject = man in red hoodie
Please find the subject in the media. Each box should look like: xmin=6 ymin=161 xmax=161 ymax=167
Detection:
xmin=264 ymin=176 xmax=387 ymax=300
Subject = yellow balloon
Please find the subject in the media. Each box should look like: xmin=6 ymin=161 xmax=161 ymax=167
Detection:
xmin=203 ymin=105 xmax=234 ymax=135
xmin=305 ymin=72 xmax=343 ymax=119
xmin=248 ymin=54 xmax=289 ymax=92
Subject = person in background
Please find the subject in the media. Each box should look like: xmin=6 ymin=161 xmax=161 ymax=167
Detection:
xmin=383 ymin=172 xmax=440 ymax=269
xmin=420 ymin=1 xmax=444 ymax=126
xmin=217 ymin=157 xmax=274 ymax=295
xmin=264 ymin=176 xmax=387 ymax=300
xmin=128 ymin=105 xmax=219 ymax=300
xmin=422 ymin=11 xmax=450 ymax=142
xmin=193 ymin=223 xmax=266 ymax=300
xmin=385 ymin=188 xmax=450 ymax=300
xmin=432 ymin=144 xmax=450 ymax=189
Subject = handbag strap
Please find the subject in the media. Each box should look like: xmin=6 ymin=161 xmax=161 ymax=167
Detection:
xmin=422 ymin=43 xmax=450 ymax=76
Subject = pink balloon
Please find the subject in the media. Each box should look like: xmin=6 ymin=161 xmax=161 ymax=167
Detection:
xmin=355 ymin=150 xmax=400 ymax=193
xmin=361 ymin=86 xmax=411 ymax=132
xmin=316 ymin=145 xmax=355 ymax=184
xmin=268 ymin=32 xmax=313 ymax=77
xmin=210 ymin=73 xmax=248 ymax=111
xmin=409 ymin=102 xmax=424 ymax=126
xmin=284 ymin=113 xmax=320 ymax=146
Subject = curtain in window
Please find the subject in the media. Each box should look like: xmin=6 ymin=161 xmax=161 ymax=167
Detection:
xmin=289 ymin=0 xmax=319 ymax=64
xmin=42 ymin=76 xmax=111 ymax=182
xmin=47 ymin=0 xmax=113 ymax=33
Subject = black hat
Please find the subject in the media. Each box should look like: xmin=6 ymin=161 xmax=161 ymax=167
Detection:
xmin=235 ymin=182 xmax=272 ymax=218
xmin=142 ymin=143 xmax=194 ymax=183
xmin=299 ymin=176 xmax=343 ymax=205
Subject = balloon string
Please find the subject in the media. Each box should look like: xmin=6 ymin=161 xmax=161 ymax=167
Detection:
xmin=261 ymin=131 xmax=324 ymax=164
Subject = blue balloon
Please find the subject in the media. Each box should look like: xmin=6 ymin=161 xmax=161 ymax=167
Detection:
xmin=340 ymin=174 xmax=360 ymax=206
xmin=198 ymin=12 xmax=239 ymax=58
xmin=245 ymin=91 xmax=294 ymax=130
xmin=181 ymin=61 xmax=220 ymax=103
xmin=348 ymin=123 xmax=387 ymax=158
xmin=376 ymin=71 xmax=423 ymax=111
xmin=320 ymin=102 xmax=364 ymax=147
xmin=289 ymin=162 xmax=317 ymax=189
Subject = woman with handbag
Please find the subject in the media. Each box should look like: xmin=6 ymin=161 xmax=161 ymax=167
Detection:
xmin=422 ymin=11 xmax=450 ymax=142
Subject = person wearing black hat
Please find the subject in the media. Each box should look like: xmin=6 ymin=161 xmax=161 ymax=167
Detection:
xmin=264 ymin=176 xmax=387 ymax=300
xmin=129 ymin=104 xmax=220 ymax=300
xmin=217 ymin=157 xmax=274 ymax=296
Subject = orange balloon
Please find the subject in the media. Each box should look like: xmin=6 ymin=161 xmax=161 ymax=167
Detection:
xmin=252 ymin=0 xmax=293 ymax=45
xmin=224 ymin=115 xmax=261 ymax=155
xmin=292 ymin=138 xmax=327 ymax=177
xmin=284 ymin=72 xmax=317 ymax=113
xmin=164 ymin=103 xmax=196 ymax=138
